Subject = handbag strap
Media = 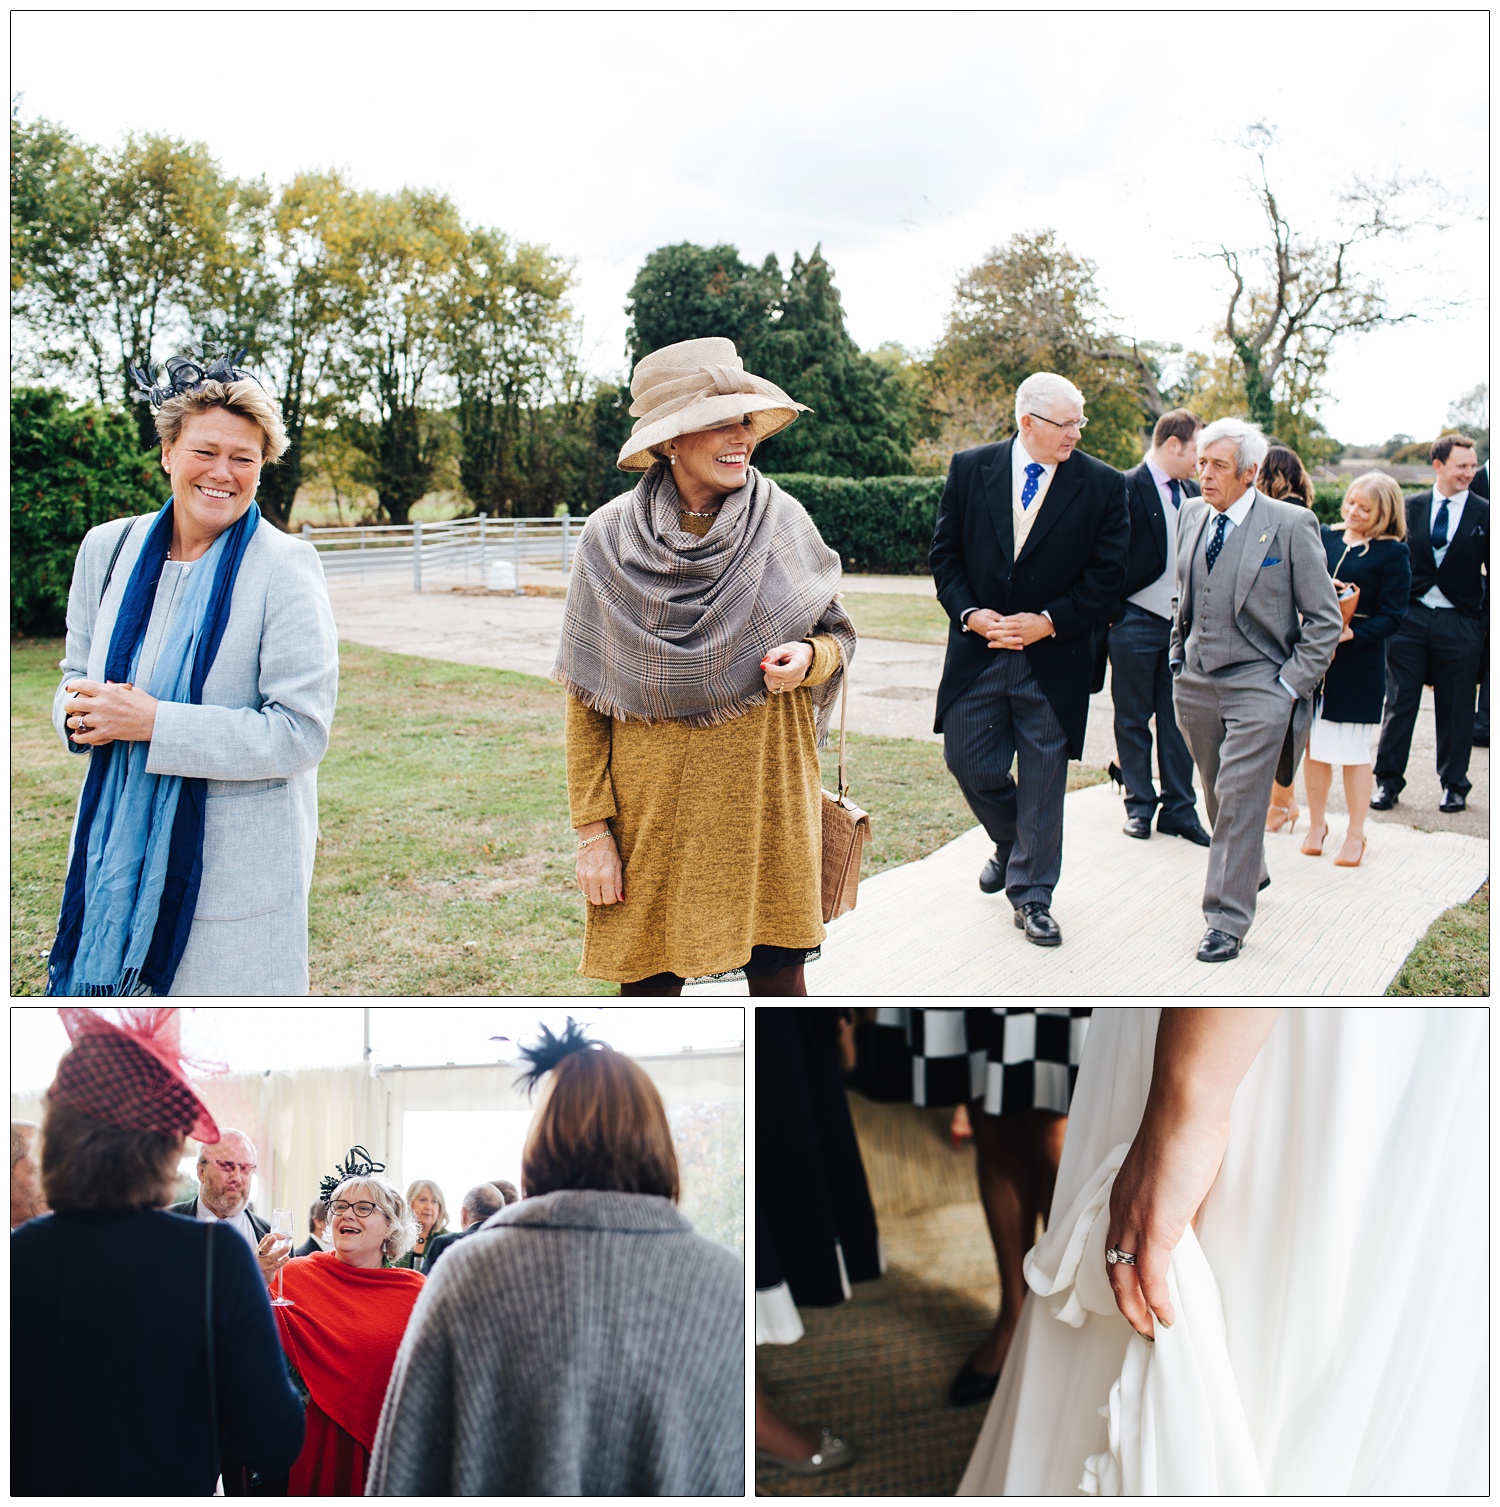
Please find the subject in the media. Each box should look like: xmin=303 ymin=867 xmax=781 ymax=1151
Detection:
xmin=99 ymin=517 xmax=137 ymax=605
xmin=837 ymin=667 xmax=850 ymax=801
xmin=205 ymin=1221 xmax=220 ymax=1479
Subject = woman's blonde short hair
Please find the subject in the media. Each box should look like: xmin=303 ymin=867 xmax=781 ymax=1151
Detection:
xmin=154 ymin=379 xmax=289 ymax=465
xmin=405 ymin=1178 xmax=449 ymax=1239
xmin=1344 ymin=472 xmax=1407 ymax=540
xmin=327 ymin=1174 xmax=419 ymax=1264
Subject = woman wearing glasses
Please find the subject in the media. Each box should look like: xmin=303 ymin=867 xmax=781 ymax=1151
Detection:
xmin=271 ymin=1159 xmax=425 ymax=1496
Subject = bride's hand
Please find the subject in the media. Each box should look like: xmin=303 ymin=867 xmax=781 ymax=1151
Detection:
xmin=1105 ymin=1108 xmax=1232 ymax=1338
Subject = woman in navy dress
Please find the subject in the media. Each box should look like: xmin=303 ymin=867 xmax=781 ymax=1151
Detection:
xmin=1301 ymin=473 xmax=1412 ymax=866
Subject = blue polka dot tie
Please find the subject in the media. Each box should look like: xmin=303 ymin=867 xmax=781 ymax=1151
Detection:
xmin=1020 ymin=462 xmax=1044 ymax=509
xmin=1205 ymin=511 xmax=1229 ymax=574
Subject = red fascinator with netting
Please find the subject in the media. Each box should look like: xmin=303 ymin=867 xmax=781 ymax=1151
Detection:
xmin=49 ymin=1008 xmax=221 ymax=1142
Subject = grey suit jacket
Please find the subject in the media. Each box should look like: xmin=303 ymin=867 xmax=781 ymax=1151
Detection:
xmin=1170 ymin=490 xmax=1342 ymax=697
xmin=53 ymin=512 xmax=339 ymax=996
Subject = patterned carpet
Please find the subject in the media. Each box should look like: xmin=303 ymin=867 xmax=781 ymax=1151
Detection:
xmin=756 ymin=1092 xmax=1002 ymax=1496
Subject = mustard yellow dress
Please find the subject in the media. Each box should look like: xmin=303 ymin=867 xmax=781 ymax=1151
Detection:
xmin=566 ymin=511 xmax=844 ymax=984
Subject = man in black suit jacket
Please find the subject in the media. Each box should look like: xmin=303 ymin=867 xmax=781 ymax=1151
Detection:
xmin=1108 ymin=409 xmax=1211 ymax=846
xmin=422 ymin=1180 xmax=511 ymax=1275
xmin=1373 ymin=434 xmax=1488 ymax=812
xmin=293 ymin=1197 xmax=328 ymax=1258
xmin=931 ymin=372 xmax=1129 ymax=945
xmin=1469 ymin=460 xmax=1489 ymax=745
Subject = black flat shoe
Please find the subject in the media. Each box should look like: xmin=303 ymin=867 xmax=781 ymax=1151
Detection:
xmin=948 ymin=1359 xmax=1002 ymax=1407
xmin=1123 ymin=815 xmax=1152 ymax=839
xmin=979 ymin=847 xmax=1008 ymax=894
xmin=1158 ymin=817 xmax=1211 ymax=847
xmin=1370 ymin=783 xmax=1399 ymax=811
xmin=1440 ymin=788 xmax=1468 ymax=813
xmin=1197 ymin=928 xmax=1242 ymax=963
xmin=1258 ymin=875 xmax=1271 ymax=892
xmin=1014 ymin=902 xmax=1062 ymax=946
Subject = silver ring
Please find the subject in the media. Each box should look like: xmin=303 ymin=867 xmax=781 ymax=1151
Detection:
xmin=1105 ymin=1247 xmax=1137 ymax=1266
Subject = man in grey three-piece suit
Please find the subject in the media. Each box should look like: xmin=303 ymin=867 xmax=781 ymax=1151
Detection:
xmin=1170 ymin=418 xmax=1341 ymax=962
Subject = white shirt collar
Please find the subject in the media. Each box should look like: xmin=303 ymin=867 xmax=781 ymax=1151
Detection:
xmin=1013 ymin=435 xmax=1055 ymax=477
xmin=1434 ymin=486 xmax=1468 ymax=509
xmin=1208 ymin=486 xmax=1259 ymax=530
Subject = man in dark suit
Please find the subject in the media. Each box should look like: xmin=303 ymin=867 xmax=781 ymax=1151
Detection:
xmin=931 ymin=371 xmax=1129 ymax=946
xmin=1373 ymin=434 xmax=1488 ymax=812
xmin=1108 ymin=408 xmax=1211 ymax=845
xmin=293 ymin=1197 xmax=328 ymax=1258
xmin=168 ymin=1129 xmax=290 ymax=1496
xmin=422 ymin=1181 xmax=511 ymax=1275
xmin=1469 ymin=459 xmax=1489 ymax=746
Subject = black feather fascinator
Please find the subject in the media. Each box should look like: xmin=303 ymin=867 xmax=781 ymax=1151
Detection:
xmin=319 ymin=1145 xmax=387 ymax=1205
xmin=514 ymin=1016 xmax=607 ymax=1098
xmin=129 ymin=344 xmax=257 ymax=409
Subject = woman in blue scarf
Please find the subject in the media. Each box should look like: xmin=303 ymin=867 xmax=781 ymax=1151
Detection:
xmin=48 ymin=351 xmax=339 ymax=996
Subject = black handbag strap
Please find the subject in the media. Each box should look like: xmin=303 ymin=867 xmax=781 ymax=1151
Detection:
xmin=98 ymin=517 xmax=137 ymax=605
xmin=205 ymin=1222 xmax=220 ymax=1479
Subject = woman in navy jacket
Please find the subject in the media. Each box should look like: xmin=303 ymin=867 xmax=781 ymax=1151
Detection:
xmin=1301 ymin=474 xmax=1412 ymax=866
xmin=11 ymin=1009 xmax=304 ymax=1496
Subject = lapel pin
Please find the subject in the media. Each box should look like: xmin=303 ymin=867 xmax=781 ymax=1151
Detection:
xmin=1258 ymin=533 xmax=1268 ymax=543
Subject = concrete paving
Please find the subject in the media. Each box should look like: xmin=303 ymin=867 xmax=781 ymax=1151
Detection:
xmin=326 ymin=575 xmax=1486 ymax=841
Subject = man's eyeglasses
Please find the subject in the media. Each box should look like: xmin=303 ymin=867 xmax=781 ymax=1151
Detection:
xmin=329 ymin=1200 xmax=380 ymax=1218
xmin=1028 ymin=412 xmax=1088 ymax=433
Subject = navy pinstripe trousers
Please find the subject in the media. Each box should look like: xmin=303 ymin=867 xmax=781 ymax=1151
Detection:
xmin=941 ymin=648 xmax=1070 ymax=907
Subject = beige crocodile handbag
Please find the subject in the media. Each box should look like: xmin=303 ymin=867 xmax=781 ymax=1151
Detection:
xmin=820 ymin=671 xmax=872 ymax=923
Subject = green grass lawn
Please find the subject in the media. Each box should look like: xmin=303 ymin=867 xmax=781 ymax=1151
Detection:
xmin=1386 ymin=882 xmax=1489 ymax=996
xmin=841 ymin=591 xmax=949 ymax=645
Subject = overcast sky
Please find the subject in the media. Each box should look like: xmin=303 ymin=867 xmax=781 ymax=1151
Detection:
xmin=12 ymin=10 xmax=1489 ymax=445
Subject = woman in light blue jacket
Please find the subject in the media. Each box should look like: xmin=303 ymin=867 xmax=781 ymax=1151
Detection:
xmin=49 ymin=350 xmax=339 ymax=995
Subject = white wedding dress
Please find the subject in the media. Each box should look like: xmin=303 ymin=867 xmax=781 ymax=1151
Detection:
xmin=958 ymin=1008 xmax=1487 ymax=1496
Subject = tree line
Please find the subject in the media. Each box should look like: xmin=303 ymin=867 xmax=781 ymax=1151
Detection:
xmin=13 ymin=106 xmax=1466 ymax=534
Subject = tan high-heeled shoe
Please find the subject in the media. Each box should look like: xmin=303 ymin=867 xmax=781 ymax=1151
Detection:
xmin=1267 ymin=798 xmax=1300 ymax=834
xmin=1301 ymin=822 xmax=1328 ymax=857
xmin=1333 ymin=834 xmax=1367 ymax=868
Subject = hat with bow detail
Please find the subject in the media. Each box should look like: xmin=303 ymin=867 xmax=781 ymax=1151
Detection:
xmin=616 ymin=337 xmax=809 ymax=472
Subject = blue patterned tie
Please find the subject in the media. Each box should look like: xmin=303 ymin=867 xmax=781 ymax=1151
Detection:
xmin=1205 ymin=511 xmax=1229 ymax=574
xmin=1020 ymin=462 xmax=1044 ymax=509
xmin=1169 ymin=478 xmax=1181 ymax=510
xmin=1432 ymin=495 xmax=1451 ymax=552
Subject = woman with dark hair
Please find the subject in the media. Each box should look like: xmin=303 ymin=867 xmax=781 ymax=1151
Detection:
xmin=11 ymin=1008 xmax=304 ymax=1495
xmin=555 ymin=337 xmax=856 ymax=997
xmin=368 ymin=1022 xmax=744 ymax=1495
xmin=1255 ymin=444 xmax=1318 ymax=833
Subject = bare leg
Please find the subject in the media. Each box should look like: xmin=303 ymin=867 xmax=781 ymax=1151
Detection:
xmin=1338 ymin=762 xmax=1373 ymax=860
xmin=755 ymin=1369 xmax=821 ymax=1460
xmin=747 ymin=964 xmax=808 ymax=997
xmin=966 ymin=1103 xmax=1038 ymax=1376
xmin=1028 ymin=1108 xmax=1067 ymax=1225
xmin=1302 ymin=759 xmax=1332 ymax=850
xmin=1265 ymin=779 xmax=1298 ymax=832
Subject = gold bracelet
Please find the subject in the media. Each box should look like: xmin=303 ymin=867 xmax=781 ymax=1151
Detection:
xmin=576 ymin=829 xmax=611 ymax=850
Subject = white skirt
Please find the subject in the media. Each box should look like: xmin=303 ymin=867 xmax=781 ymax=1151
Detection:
xmin=958 ymin=1009 xmax=1487 ymax=1495
xmin=1306 ymin=710 xmax=1377 ymax=766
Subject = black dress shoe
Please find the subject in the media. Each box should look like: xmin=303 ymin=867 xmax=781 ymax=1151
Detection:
xmin=948 ymin=1359 xmax=1002 ymax=1407
xmin=978 ymin=847 xmax=1008 ymax=894
xmin=1014 ymin=902 xmax=1062 ymax=947
xmin=1473 ymin=732 xmax=1489 ymax=747
xmin=1157 ymin=816 xmax=1211 ymax=847
xmin=1258 ymin=876 xmax=1271 ymax=892
xmin=1197 ymin=928 xmax=1242 ymax=963
xmin=1123 ymin=815 xmax=1152 ymax=839
xmin=1370 ymin=783 xmax=1399 ymax=811
xmin=1440 ymin=788 xmax=1468 ymax=813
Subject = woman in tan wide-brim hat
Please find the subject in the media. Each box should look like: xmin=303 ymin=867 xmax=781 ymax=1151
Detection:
xmin=552 ymin=336 xmax=857 ymax=995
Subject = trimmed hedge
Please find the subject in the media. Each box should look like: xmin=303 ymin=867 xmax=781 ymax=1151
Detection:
xmin=769 ymin=473 xmax=942 ymax=575
xmin=11 ymin=387 xmax=169 ymax=635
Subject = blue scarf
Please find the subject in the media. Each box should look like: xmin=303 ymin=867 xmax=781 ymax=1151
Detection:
xmin=48 ymin=501 xmax=261 ymax=996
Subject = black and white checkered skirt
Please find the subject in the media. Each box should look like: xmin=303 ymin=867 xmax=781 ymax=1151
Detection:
xmin=859 ymin=1007 xmax=1092 ymax=1115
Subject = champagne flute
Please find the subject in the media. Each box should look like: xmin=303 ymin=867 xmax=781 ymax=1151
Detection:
xmin=270 ymin=1207 xmax=295 ymax=1307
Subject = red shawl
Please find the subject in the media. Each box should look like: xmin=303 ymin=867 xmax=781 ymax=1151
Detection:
xmin=274 ymin=1252 xmax=424 ymax=1451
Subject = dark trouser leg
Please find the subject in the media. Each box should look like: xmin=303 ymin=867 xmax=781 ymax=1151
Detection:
xmin=1004 ymin=658 xmax=1070 ymax=908
xmin=943 ymin=657 xmax=1019 ymax=865
xmin=1108 ymin=610 xmax=1163 ymax=820
xmin=1374 ymin=611 xmax=1432 ymax=792
xmin=1476 ymin=653 xmax=1490 ymax=739
xmin=620 ymin=971 xmax=685 ymax=996
xmin=1430 ymin=609 xmax=1483 ymax=794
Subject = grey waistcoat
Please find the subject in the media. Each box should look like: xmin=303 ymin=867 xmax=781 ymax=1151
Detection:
xmin=1184 ymin=511 xmax=1266 ymax=674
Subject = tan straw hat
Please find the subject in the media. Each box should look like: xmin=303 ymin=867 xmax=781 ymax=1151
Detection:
xmin=616 ymin=336 xmax=809 ymax=471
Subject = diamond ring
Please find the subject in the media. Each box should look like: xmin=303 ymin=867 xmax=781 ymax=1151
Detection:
xmin=1105 ymin=1247 xmax=1137 ymax=1266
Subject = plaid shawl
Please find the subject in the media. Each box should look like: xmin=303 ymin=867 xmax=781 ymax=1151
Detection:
xmin=554 ymin=465 xmax=855 ymax=735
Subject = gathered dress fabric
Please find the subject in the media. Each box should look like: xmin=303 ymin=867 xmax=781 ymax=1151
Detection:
xmin=53 ymin=511 xmax=339 ymax=994
xmin=957 ymin=1007 xmax=1487 ymax=1496
xmin=272 ymin=1252 xmax=424 ymax=1496
xmin=560 ymin=473 xmax=855 ymax=984
xmin=1310 ymin=527 xmax=1412 ymax=765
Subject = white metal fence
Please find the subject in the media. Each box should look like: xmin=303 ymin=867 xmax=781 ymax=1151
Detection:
xmin=301 ymin=514 xmax=578 ymax=592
